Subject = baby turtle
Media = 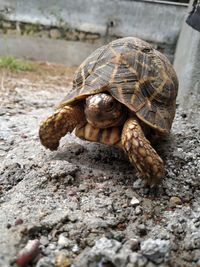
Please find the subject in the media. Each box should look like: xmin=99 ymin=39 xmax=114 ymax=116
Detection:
xmin=39 ymin=37 xmax=178 ymax=185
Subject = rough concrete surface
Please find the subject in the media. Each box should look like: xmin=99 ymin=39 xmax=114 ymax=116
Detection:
xmin=0 ymin=63 xmax=199 ymax=267
xmin=0 ymin=0 xmax=187 ymax=44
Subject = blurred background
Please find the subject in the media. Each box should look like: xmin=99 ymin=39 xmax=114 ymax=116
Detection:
xmin=0 ymin=0 xmax=199 ymax=106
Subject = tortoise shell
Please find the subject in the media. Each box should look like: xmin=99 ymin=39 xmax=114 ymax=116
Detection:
xmin=59 ymin=37 xmax=178 ymax=134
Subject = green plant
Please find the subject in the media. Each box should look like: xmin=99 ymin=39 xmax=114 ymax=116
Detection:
xmin=0 ymin=56 xmax=37 ymax=71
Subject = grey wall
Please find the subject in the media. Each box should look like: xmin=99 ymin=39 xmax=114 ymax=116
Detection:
xmin=0 ymin=0 xmax=187 ymax=44
xmin=0 ymin=35 xmax=100 ymax=65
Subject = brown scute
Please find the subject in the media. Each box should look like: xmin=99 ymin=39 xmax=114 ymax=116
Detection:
xmin=58 ymin=37 xmax=178 ymax=133
xmin=140 ymin=80 xmax=156 ymax=98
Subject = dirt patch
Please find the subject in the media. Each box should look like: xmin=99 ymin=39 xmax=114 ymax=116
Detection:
xmin=0 ymin=63 xmax=199 ymax=267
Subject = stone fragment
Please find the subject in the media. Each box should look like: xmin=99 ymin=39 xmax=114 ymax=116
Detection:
xmin=141 ymin=239 xmax=170 ymax=264
xmin=169 ymin=196 xmax=182 ymax=207
xmin=58 ymin=234 xmax=71 ymax=248
xmin=36 ymin=257 xmax=54 ymax=267
xmin=49 ymin=29 xmax=61 ymax=39
xmin=72 ymin=244 xmax=80 ymax=253
xmin=55 ymin=252 xmax=71 ymax=267
xmin=130 ymin=196 xmax=140 ymax=206
xmin=40 ymin=236 xmax=49 ymax=247
xmin=137 ymin=224 xmax=147 ymax=236
xmin=16 ymin=239 xmax=40 ymax=267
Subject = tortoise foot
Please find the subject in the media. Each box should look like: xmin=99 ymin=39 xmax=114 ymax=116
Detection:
xmin=122 ymin=118 xmax=165 ymax=186
xmin=39 ymin=105 xmax=84 ymax=150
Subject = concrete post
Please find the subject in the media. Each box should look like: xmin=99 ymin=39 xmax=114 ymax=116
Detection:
xmin=174 ymin=0 xmax=200 ymax=107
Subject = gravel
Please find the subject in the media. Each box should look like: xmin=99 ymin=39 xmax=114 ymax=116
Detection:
xmin=0 ymin=64 xmax=199 ymax=267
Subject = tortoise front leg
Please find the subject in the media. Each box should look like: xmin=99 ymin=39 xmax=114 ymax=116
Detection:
xmin=121 ymin=118 xmax=164 ymax=186
xmin=39 ymin=104 xmax=84 ymax=150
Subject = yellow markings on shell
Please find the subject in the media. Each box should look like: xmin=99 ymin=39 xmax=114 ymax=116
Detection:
xmin=139 ymin=76 xmax=156 ymax=85
xmin=90 ymin=76 xmax=99 ymax=85
xmin=109 ymin=128 xmax=121 ymax=145
xmin=101 ymin=129 xmax=109 ymax=144
xmin=85 ymin=124 xmax=98 ymax=141
xmin=110 ymin=62 xmax=119 ymax=84
xmin=124 ymin=62 xmax=138 ymax=76
xmin=110 ymin=46 xmax=118 ymax=57
xmin=75 ymin=126 xmax=85 ymax=140
xmin=76 ymin=123 xmax=121 ymax=145
xmin=80 ymin=67 xmax=86 ymax=89
xmin=95 ymin=64 xmax=108 ymax=71
xmin=149 ymin=74 xmax=166 ymax=101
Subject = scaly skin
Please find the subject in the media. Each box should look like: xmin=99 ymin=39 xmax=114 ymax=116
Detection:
xmin=121 ymin=118 xmax=165 ymax=185
xmin=39 ymin=105 xmax=84 ymax=150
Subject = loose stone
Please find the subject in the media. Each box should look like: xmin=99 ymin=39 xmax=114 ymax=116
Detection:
xmin=16 ymin=239 xmax=40 ymax=267
xmin=169 ymin=196 xmax=182 ymax=207
xmin=130 ymin=196 xmax=140 ymax=206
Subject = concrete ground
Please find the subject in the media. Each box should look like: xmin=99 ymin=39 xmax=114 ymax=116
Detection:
xmin=0 ymin=63 xmax=199 ymax=267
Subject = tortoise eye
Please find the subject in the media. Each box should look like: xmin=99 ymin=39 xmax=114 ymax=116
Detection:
xmin=142 ymin=48 xmax=151 ymax=53
xmin=108 ymin=100 xmax=115 ymax=108
xmin=106 ymin=99 xmax=116 ymax=111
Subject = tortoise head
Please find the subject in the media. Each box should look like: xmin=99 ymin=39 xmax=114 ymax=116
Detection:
xmin=85 ymin=93 xmax=127 ymax=128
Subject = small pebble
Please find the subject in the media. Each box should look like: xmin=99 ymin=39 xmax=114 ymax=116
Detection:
xmin=127 ymin=238 xmax=140 ymax=251
xmin=135 ymin=206 xmax=142 ymax=215
xmin=48 ymin=243 xmax=56 ymax=250
xmin=15 ymin=218 xmax=24 ymax=226
xmin=72 ymin=244 xmax=80 ymax=253
xmin=55 ymin=252 xmax=71 ymax=267
xmin=68 ymin=188 xmax=77 ymax=196
xmin=6 ymin=223 xmax=12 ymax=229
xmin=58 ymin=234 xmax=71 ymax=248
xmin=137 ymin=224 xmax=147 ymax=236
xmin=49 ymin=29 xmax=61 ymax=39
xmin=40 ymin=236 xmax=49 ymax=247
xmin=130 ymin=196 xmax=140 ymax=206
xmin=79 ymin=184 xmax=87 ymax=192
xmin=133 ymin=179 xmax=145 ymax=189
xmin=169 ymin=196 xmax=182 ymax=207
xmin=16 ymin=239 xmax=40 ymax=267
xmin=141 ymin=239 xmax=170 ymax=264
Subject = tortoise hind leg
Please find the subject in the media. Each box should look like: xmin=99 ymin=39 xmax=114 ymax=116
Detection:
xmin=39 ymin=104 xmax=84 ymax=150
xmin=121 ymin=118 xmax=164 ymax=186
